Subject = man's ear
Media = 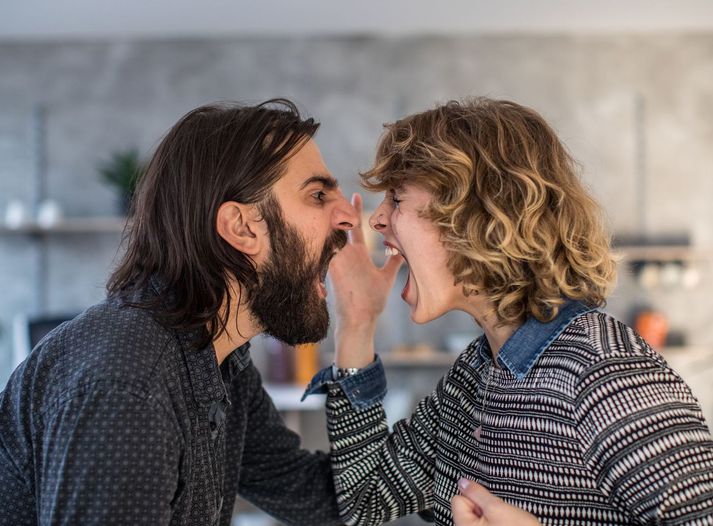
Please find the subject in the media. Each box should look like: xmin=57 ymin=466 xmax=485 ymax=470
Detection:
xmin=216 ymin=201 xmax=265 ymax=256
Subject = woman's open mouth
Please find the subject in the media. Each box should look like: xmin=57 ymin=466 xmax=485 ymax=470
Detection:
xmin=384 ymin=244 xmax=411 ymax=303
xmin=401 ymin=271 xmax=411 ymax=301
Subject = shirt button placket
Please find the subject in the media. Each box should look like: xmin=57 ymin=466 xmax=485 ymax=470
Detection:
xmin=208 ymin=399 xmax=228 ymax=440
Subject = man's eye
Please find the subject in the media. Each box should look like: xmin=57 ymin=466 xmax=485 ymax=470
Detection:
xmin=312 ymin=190 xmax=327 ymax=202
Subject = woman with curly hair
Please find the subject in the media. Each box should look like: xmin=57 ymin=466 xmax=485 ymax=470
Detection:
xmin=305 ymin=98 xmax=713 ymax=525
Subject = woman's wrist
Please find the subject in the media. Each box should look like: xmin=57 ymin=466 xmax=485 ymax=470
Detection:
xmin=334 ymin=322 xmax=377 ymax=369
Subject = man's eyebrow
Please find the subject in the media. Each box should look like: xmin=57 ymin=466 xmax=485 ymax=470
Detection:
xmin=299 ymin=175 xmax=339 ymax=190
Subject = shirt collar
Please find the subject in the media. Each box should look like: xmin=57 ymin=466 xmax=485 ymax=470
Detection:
xmin=223 ymin=341 xmax=252 ymax=380
xmin=146 ymin=274 xmax=252 ymax=404
xmin=477 ymin=300 xmax=595 ymax=380
xmin=181 ymin=340 xmax=228 ymax=405
xmin=179 ymin=333 xmax=252 ymax=406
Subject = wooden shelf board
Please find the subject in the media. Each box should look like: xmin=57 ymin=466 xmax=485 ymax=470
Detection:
xmin=616 ymin=246 xmax=713 ymax=262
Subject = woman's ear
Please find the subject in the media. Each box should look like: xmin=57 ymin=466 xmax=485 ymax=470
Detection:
xmin=216 ymin=201 xmax=265 ymax=256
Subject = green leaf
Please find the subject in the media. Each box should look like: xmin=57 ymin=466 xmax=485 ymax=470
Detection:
xmin=97 ymin=149 xmax=145 ymax=195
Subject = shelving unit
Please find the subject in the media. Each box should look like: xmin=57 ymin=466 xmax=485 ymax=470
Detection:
xmin=0 ymin=217 xmax=126 ymax=235
xmin=614 ymin=242 xmax=712 ymax=292
xmin=382 ymin=351 xmax=456 ymax=368
xmin=263 ymin=383 xmax=324 ymax=411
xmin=0 ymin=216 xmax=126 ymax=315
xmin=262 ymin=383 xmax=326 ymax=438
xmin=615 ymin=244 xmax=713 ymax=262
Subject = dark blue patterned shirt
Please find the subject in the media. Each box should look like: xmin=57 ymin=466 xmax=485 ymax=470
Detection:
xmin=0 ymin=287 xmax=341 ymax=525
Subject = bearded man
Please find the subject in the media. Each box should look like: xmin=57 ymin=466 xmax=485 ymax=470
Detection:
xmin=0 ymin=100 xmax=358 ymax=526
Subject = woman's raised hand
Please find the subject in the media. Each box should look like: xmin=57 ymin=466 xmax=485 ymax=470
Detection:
xmin=328 ymin=193 xmax=403 ymax=368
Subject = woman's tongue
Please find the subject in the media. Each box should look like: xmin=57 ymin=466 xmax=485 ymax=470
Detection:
xmin=401 ymin=270 xmax=411 ymax=301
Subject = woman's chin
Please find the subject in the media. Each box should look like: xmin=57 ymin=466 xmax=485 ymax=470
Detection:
xmin=409 ymin=306 xmax=435 ymax=325
xmin=404 ymin=285 xmax=447 ymax=324
xmin=409 ymin=302 xmax=451 ymax=325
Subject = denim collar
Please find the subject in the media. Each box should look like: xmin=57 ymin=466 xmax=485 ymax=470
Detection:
xmin=477 ymin=300 xmax=595 ymax=380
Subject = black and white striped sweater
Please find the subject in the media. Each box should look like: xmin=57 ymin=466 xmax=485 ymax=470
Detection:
xmin=326 ymin=310 xmax=713 ymax=525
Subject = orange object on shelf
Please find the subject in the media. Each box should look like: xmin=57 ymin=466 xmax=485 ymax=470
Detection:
xmin=634 ymin=310 xmax=669 ymax=351
xmin=294 ymin=342 xmax=321 ymax=385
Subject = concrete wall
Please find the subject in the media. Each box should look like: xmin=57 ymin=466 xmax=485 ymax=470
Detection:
xmin=1 ymin=34 xmax=713 ymax=386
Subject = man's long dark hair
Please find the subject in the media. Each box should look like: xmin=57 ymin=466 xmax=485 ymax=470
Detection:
xmin=107 ymin=99 xmax=319 ymax=347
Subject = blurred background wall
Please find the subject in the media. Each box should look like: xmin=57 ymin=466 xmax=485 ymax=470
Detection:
xmin=2 ymin=2 xmax=713 ymax=523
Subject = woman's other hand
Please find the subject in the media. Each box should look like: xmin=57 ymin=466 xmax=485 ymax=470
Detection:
xmin=452 ymin=479 xmax=541 ymax=526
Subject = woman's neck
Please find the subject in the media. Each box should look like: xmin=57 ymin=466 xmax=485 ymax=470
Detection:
xmin=464 ymin=296 xmax=521 ymax=363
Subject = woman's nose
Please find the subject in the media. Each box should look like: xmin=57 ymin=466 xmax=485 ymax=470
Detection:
xmin=369 ymin=206 xmax=388 ymax=232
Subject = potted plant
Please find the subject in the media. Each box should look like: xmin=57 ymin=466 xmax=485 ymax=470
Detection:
xmin=98 ymin=149 xmax=145 ymax=216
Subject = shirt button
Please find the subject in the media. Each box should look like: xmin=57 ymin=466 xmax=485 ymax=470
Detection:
xmin=208 ymin=400 xmax=227 ymax=440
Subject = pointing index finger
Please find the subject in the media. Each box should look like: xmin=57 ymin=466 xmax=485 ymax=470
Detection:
xmin=348 ymin=193 xmax=367 ymax=245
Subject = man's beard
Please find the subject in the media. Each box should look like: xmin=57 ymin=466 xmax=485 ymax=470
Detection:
xmin=247 ymin=201 xmax=347 ymax=346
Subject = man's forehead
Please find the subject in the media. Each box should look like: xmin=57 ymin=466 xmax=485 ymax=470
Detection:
xmin=282 ymin=140 xmax=339 ymax=189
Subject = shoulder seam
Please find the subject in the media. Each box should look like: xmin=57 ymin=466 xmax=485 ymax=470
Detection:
xmin=40 ymin=377 xmax=183 ymax=444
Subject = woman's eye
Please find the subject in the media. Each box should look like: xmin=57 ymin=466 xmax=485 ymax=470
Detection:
xmin=391 ymin=195 xmax=402 ymax=208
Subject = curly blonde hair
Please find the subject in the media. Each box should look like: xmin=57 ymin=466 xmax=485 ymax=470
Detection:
xmin=362 ymin=98 xmax=617 ymax=324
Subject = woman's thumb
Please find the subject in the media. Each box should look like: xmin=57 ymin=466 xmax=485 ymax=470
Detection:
xmin=458 ymin=478 xmax=498 ymax=512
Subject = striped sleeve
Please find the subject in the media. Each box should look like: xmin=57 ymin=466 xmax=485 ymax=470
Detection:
xmin=574 ymin=353 xmax=713 ymax=524
xmin=325 ymin=376 xmax=444 ymax=525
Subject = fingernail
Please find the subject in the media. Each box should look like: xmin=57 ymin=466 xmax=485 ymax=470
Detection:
xmin=458 ymin=478 xmax=470 ymax=492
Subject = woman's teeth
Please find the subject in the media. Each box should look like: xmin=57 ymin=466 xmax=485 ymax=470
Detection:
xmin=385 ymin=247 xmax=401 ymax=257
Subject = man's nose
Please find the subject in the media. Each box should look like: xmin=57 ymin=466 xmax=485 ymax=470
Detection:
xmin=332 ymin=194 xmax=359 ymax=231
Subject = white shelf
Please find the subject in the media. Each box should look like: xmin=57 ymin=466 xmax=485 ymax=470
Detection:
xmin=382 ymin=352 xmax=456 ymax=368
xmin=264 ymin=383 xmax=324 ymax=411
xmin=0 ymin=217 xmax=126 ymax=234
xmin=616 ymin=245 xmax=713 ymax=262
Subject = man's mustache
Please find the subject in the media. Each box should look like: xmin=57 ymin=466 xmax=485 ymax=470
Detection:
xmin=318 ymin=229 xmax=348 ymax=270
xmin=331 ymin=229 xmax=348 ymax=252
